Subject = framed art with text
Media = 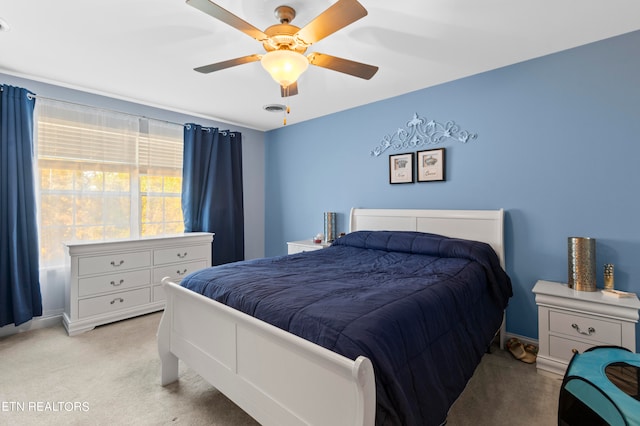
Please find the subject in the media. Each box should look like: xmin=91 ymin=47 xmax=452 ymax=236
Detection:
xmin=417 ymin=148 xmax=445 ymax=182
xmin=389 ymin=152 xmax=414 ymax=184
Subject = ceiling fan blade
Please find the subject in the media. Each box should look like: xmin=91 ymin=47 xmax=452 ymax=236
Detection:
xmin=194 ymin=54 xmax=261 ymax=73
xmin=308 ymin=53 xmax=378 ymax=80
xmin=280 ymin=81 xmax=299 ymax=97
xmin=295 ymin=0 xmax=368 ymax=45
xmin=186 ymin=0 xmax=268 ymax=41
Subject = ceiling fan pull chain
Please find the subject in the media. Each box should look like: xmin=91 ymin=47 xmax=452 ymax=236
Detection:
xmin=283 ymin=86 xmax=287 ymax=125
xmin=283 ymin=86 xmax=291 ymax=125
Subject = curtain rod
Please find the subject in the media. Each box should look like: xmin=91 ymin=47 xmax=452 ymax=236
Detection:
xmin=25 ymin=93 xmax=186 ymax=128
xmin=3 ymin=86 xmax=236 ymax=134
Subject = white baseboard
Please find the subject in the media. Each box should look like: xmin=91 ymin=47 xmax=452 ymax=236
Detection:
xmin=504 ymin=332 xmax=538 ymax=348
xmin=0 ymin=312 xmax=63 ymax=338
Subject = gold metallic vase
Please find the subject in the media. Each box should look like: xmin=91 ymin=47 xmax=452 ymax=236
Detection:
xmin=567 ymin=237 xmax=596 ymax=292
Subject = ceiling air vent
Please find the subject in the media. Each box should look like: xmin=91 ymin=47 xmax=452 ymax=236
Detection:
xmin=263 ymin=104 xmax=286 ymax=113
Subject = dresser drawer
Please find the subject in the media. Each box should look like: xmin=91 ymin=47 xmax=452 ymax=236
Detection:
xmin=549 ymin=310 xmax=621 ymax=345
xmin=153 ymin=260 xmax=208 ymax=283
xmin=78 ymin=251 xmax=151 ymax=276
xmin=549 ymin=335 xmax=596 ymax=362
xmin=78 ymin=269 xmax=151 ymax=297
xmin=78 ymin=288 xmax=150 ymax=318
xmin=154 ymin=244 xmax=210 ymax=266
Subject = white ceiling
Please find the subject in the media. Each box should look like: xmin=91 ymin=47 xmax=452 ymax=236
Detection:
xmin=1 ymin=0 xmax=639 ymax=131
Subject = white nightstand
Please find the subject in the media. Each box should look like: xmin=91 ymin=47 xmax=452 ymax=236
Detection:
xmin=287 ymin=240 xmax=331 ymax=255
xmin=532 ymin=280 xmax=640 ymax=377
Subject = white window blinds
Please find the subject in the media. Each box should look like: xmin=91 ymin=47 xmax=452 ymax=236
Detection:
xmin=36 ymin=99 xmax=183 ymax=169
xmin=139 ymin=120 xmax=184 ymax=172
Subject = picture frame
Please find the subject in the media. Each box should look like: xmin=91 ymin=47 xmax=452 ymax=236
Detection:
xmin=417 ymin=148 xmax=445 ymax=182
xmin=389 ymin=152 xmax=414 ymax=184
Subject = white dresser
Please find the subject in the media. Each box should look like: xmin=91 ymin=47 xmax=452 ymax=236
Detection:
xmin=64 ymin=233 xmax=213 ymax=335
xmin=532 ymin=280 xmax=640 ymax=377
xmin=287 ymin=239 xmax=331 ymax=254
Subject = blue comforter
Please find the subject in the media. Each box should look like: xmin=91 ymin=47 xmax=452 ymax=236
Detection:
xmin=181 ymin=231 xmax=512 ymax=425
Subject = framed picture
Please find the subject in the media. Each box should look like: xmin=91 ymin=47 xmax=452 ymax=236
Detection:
xmin=417 ymin=148 xmax=445 ymax=182
xmin=389 ymin=152 xmax=414 ymax=184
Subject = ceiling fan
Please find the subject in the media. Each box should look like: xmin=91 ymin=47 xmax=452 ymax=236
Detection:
xmin=187 ymin=0 xmax=379 ymax=97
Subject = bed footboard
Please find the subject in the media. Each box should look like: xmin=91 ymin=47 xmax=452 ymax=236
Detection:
xmin=157 ymin=277 xmax=376 ymax=426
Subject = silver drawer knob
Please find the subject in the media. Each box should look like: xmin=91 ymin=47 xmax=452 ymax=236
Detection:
xmin=110 ymin=297 xmax=124 ymax=305
xmin=571 ymin=323 xmax=595 ymax=336
xmin=177 ymin=252 xmax=188 ymax=259
xmin=110 ymin=260 xmax=125 ymax=267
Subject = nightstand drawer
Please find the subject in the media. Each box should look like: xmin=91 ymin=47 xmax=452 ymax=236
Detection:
xmin=78 ymin=251 xmax=151 ymax=275
xmin=549 ymin=335 xmax=597 ymax=362
xmin=549 ymin=310 xmax=620 ymax=345
xmin=154 ymin=244 xmax=210 ymax=265
xmin=78 ymin=269 xmax=151 ymax=297
xmin=78 ymin=288 xmax=150 ymax=318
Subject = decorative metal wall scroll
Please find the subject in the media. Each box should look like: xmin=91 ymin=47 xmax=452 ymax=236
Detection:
xmin=370 ymin=113 xmax=478 ymax=157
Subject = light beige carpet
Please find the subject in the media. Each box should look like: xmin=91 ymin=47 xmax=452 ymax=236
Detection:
xmin=0 ymin=312 xmax=561 ymax=425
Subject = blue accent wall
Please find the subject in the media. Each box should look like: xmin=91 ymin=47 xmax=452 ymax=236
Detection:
xmin=265 ymin=30 xmax=640 ymax=344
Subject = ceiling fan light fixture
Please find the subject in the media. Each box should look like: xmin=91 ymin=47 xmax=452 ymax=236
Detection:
xmin=260 ymin=50 xmax=309 ymax=87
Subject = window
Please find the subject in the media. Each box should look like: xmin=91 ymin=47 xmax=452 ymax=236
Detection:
xmin=35 ymin=99 xmax=184 ymax=268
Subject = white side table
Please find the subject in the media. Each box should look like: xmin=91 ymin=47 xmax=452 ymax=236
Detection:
xmin=287 ymin=240 xmax=331 ymax=255
xmin=532 ymin=280 xmax=640 ymax=377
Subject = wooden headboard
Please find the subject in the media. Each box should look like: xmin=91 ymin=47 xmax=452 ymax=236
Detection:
xmin=349 ymin=208 xmax=505 ymax=268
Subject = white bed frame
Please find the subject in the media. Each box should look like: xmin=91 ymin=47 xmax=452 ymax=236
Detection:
xmin=158 ymin=208 xmax=506 ymax=426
